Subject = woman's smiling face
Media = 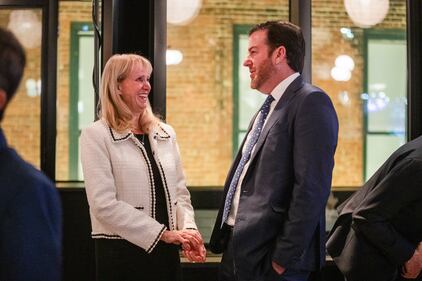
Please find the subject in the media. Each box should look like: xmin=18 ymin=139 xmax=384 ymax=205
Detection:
xmin=118 ymin=63 xmax=151 ymax=115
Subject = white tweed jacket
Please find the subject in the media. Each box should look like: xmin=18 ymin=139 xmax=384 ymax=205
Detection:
xmin=80 ymin=119 xmax=197 ymax=253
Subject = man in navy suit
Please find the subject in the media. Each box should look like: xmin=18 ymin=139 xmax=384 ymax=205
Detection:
xmin=210 ymin=21 xmax=338 ymax=281
xmin=0 ymin=27 xmax=62 ymax=281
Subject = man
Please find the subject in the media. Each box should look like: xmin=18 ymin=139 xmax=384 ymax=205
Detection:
xmin=209 ymin=21 xmax=338 ymax=281
xmin=327 ymin=136 xmax=422 ymax=281
xmin=0 ymin=27 xmax=62 ymax=281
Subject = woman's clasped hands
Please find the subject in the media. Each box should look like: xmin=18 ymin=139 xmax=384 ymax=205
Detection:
xmin=160 ymin=229 xmax=206 ymax=263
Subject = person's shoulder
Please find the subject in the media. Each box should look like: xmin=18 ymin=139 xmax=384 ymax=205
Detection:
xmin=300 ymin=82 xmax=329 ymax=98
xmin=296 ymin=83 xmax=333 ymax=108
xmin=0 ymin=150 xmax=55 ymax=198
xmin=10 ymin=163 xmax=59 ymax=219
xmin=18 ymin=156 xmax=54 ymax=188
xmin=81 ymin=119 xmax=110 ymax=140
xmin=23 ymin=165 xmax=56 ymax=196
xmin=157 ymin=122 xmax=176 ymax=138
xmin=392 ymin=137 xmax=422 ymax=162
xmin=83 ymin=119 xmax=108 ymax=133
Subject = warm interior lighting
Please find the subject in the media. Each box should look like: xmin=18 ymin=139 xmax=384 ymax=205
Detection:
xmin=25 ymin=78 xmax=41 ymax=97
xmin=335 ymin=55 xmax=355 ymax=71
xmin=344 ymin=0 xmax=389 ymax=28
xmin=7 ymin=10 xmax=42 ymax=49
xmin=331 ymin=55 xmax=354 ymax=82
xmin=331 ymin=66 xmax=352 ymax=82
xmin=166 ymin=49 xmax=183 ymax=65
xmin=167 ymin=0 xmax=202 ymax=25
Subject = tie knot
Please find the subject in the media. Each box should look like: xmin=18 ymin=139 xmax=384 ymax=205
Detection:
xmin=265 ymin=95 xmax=275 ymax=105
xmin=260 ymin=95 xmax=274 ymax=113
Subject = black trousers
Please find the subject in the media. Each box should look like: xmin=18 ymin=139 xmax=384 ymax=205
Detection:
xmin=95 ymin=239 xmax=182 ymax=281
xmin=218 ymin=225 xmax=236 ymax=281
xmin=218 ymin=224 xmax=310 ymax=281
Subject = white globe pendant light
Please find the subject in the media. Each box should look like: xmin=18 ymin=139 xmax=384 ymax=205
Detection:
xmin=344 ymin=0 xmax=389 ymax=28
xmin=167 ymin=0 xmax=202 ymax=25
xmin=7 ymin=10 xmax=42 ymax=49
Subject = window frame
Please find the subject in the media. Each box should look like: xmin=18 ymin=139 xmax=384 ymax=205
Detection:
xmin=232 ymin=24 xmax=252 ymax=156
xmin=363 ymin=29 xmax=407 ymax=181
xmin=69 ymin=22 xmax=94 ymax=181
xmin=0 ymin=0 xmax=58 ymax=180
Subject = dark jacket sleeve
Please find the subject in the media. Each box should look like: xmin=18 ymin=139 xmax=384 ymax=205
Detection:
xmin=272 ymin=91 xmax=338 ymax=267
xmin=352 ymin=158 xmax=422 ymax=266
xmin=0 ymin=177 xmax=62 ymax=281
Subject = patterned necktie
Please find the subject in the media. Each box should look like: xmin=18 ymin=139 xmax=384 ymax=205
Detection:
xmin=221 ymin=95 xmax=275 ymax=227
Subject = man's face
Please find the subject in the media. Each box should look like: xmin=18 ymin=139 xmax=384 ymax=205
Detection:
xmin=243 ymin=30 xmax=275 ymax=93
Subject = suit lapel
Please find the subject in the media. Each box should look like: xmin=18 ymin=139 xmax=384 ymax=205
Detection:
xmin=248 ymin=75 xmax=305 ymax=164
xmin=224 ymin=76 xmax=304 ymax=194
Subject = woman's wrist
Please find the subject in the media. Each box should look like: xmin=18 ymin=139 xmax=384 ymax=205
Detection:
xmin=159 ymin=229 xmax=170 ymax=242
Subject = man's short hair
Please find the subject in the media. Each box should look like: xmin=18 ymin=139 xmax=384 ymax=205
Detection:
xmin=0 ymin=27 xmax=26 ymax=120
xmin=249 ymin=21 xmax=305 ymax=73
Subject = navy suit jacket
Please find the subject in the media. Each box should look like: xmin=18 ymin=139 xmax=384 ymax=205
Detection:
xmin=210 ymin=76 xmax=339 ymax=281
xmin=0 ymin=128 xmax=62 ymax=281
xmin=327 ymin=136 xmax=422 ymax=281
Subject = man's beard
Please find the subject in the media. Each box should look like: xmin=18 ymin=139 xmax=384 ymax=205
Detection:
xmin=250 ymin=58 xmax=273 ymax=91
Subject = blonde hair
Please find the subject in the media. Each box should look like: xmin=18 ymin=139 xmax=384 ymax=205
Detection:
xmin=99 ymin=54 xmax=160 ymax=133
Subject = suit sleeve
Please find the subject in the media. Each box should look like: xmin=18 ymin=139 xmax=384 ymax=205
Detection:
xmin=352 ymin=158 xmax=422 ymax=265
xmin=272 ymin=91 xmax=338 ymax=267
xmin=0 ymin=180 xmax=62 ymax=281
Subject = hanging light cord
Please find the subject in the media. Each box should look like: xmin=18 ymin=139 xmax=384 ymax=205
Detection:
xmin=92 ymin=0 xmax=102 ymax=118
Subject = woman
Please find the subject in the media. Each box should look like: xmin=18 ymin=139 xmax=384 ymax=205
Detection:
xmin=80 ymin=54 xmax=206 ymax=281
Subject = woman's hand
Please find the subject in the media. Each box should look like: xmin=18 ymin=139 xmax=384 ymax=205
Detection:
xmin=180 ymin=229 xmax=206 ymax=263
xmin=160 ymin=230 xmax=189 ymax=249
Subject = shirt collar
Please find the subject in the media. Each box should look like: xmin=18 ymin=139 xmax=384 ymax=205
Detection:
xmin=270 ymin=72 xmax=300 ymax=103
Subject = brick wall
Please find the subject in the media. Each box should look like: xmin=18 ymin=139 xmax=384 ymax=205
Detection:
xmin=312 ymin=0 xmax=406 ymax=186
xmin=168 ymin=0 xmax=406 ymax=187
xmin=0 ymin=10 xmax=42 ymax=169
xmin=167 ymin=0 xmax=289 ymax=186
xmin=1 ymin=0 xmax=406 ymax=187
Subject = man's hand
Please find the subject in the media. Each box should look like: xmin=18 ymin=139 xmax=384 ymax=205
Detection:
xmin=183 ymin=243 xmax=206 ymax=263
xmin=402 ymin=242 xmax=422 ymax=279
xmin=272 ymin=261 xmax=285 ymax=275
xmin=161 ymin=229 xmax=206 ymax=262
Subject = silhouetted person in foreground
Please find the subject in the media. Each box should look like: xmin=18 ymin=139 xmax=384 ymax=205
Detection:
xmin=327 ymin=136 xmax=422 ymax=281
xmin=0 ymin=27 xmax=62 ymax=281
